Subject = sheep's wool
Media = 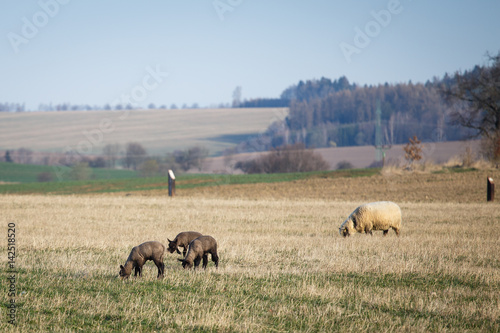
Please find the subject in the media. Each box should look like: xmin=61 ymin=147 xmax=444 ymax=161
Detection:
xmin=339 ymin=201 xmax=401 ymax=236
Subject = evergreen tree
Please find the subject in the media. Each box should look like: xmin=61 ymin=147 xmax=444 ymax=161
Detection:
xmin=4 ymin=150 xmax=13 ymax=163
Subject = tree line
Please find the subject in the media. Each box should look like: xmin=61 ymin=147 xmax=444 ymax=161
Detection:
xmin=0 ymin=102 xmax=25 ymax=112
xmin=230 ymin=76 xmax=480 ymax=153
xmin=1 ymin=143 xmax=209 ymax=180
xmin=283 ymin=79 xmax=471 ymax=147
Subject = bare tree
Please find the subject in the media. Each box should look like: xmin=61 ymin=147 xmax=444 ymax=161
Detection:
xmin=403 ymin=136 xmax=422 ymax=170
xmin=441 ymin=52 xmax=500 ymax=163
xmin=125 ymin=142 xmax=147 ymax=170
xmin=172 ymin=146 xmax=209 ymax=171
xmin=187 ymin=146 xmax=209 ymax=171
xmin=12 ymin=148 xmax=33 ymax=164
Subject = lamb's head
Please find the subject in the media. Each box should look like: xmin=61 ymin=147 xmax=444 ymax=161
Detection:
xmin=119 ymin=264 xmax=131 ymax=280
xmin=339 ymin=218 xmax=355 ymax=237
xmin=167 ymin=238 xmax=181 ymax=254
xmin=177 ymin=258 xmax=193 ymax=269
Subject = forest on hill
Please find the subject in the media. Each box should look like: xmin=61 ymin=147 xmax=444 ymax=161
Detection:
xmin=237 ymin=75 xmax=474 ymax=152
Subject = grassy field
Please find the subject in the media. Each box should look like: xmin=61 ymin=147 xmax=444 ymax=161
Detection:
xmin=0 ymin=166 xmax=379 ymax=195
xmin=0 ymin=162 xmax=137 ymax=184
xmin=0 ymin=108 xmax=287 ymax=156
xmin=2 ymin=166 xmax=494 ymax=204
xmin=1 ymin=170 xmax=499 ymax=331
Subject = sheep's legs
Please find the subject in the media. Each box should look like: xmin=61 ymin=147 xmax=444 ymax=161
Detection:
xmin=212 ymin=253 xmax=219 ymax=268
xmin=194 ymin=257 xmax=202 ymax=269
xmin=154 ymin=261 xmax=165 ymax=279
xmin=202 ymin=254 xmax=208 ymax=269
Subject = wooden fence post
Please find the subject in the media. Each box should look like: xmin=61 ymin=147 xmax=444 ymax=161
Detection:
xmin=487 ymin=177 xmax=494 ymax=202
xmin=168 ymin=170 xmax=176 ymax=197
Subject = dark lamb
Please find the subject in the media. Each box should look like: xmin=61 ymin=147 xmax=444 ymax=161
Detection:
xmin=178 ymin=235 xmax=219 ymax=270
xmin=167 ymin=231 xmax=203 ymax=257
xmin=119 ymin=241 xmax=165 ymax=279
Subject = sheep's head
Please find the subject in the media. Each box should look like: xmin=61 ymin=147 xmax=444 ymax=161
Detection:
xmin=178 ymin=258 xmax=193 ymax=269
xmin=167 ymin=238 xmax=180 ymax=254
xmin=339 ymin=226 xmax=350 ymax=237
xmin=119 ymin=265 xmax=131 ymax=280
xmin=339 ymin=219 xmax=354 ymax=237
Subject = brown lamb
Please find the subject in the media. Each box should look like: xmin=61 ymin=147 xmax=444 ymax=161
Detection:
xmin=167 ymin=231 xmax=203 ymax=257
xmin=119 ymin=241 xmax=165 ymax=279
xmin=178 ymin=235 xmax=219 ymax=270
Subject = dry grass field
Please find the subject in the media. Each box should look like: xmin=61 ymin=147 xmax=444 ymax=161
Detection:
xmin=1 ymin=170 xmax=499 ymax=331
xmin=0 ymin=108 xmax=287 ymax=156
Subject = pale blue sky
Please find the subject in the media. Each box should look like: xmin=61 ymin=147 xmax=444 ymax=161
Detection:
xmin=1 ymin=0 xmax=499 ymax=110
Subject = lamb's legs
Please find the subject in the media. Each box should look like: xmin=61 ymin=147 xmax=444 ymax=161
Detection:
xmin=194 ymin=257 xmax=202 ymax=269
xmin=212 ymin=253 xmax=219 ymax=268
xmin=202 ymin=254 xmax=208 ymax=269
xmin=154 ymin=260 xmax=165 ymax=279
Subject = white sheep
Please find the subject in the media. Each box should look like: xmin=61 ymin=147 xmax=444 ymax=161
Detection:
xmin=339 ymin=201 xmax=401 ymax=237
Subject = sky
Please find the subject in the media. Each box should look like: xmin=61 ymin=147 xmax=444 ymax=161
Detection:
xmin=1 ymin=0 xmax=499 ymax=110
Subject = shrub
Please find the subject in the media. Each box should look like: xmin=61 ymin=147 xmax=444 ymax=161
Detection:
xmin=89 ymin=157 xmax=106 ymax=168
xmin=69 ymin=162 xmax=92 ymax=180
xmin=235 ymin=144 xmax=329 ymax=174
xmin=171 ymin=146 xmax=209 ymax=171
xmin=139 ymin=159 xmax=159 ymax=177
xmin=37 ymin=172 xmax=54 ymax=182
xmin=403 ymin=136 xmax=422 ymax=170
xmin=336 ymin=160 xmax=353 ymax=170
xmin=368 ymin=160 xmax=384 ymax=168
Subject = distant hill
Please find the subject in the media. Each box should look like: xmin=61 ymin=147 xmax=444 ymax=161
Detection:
xmin=0 ymin=107 xmax=288 ymax=159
